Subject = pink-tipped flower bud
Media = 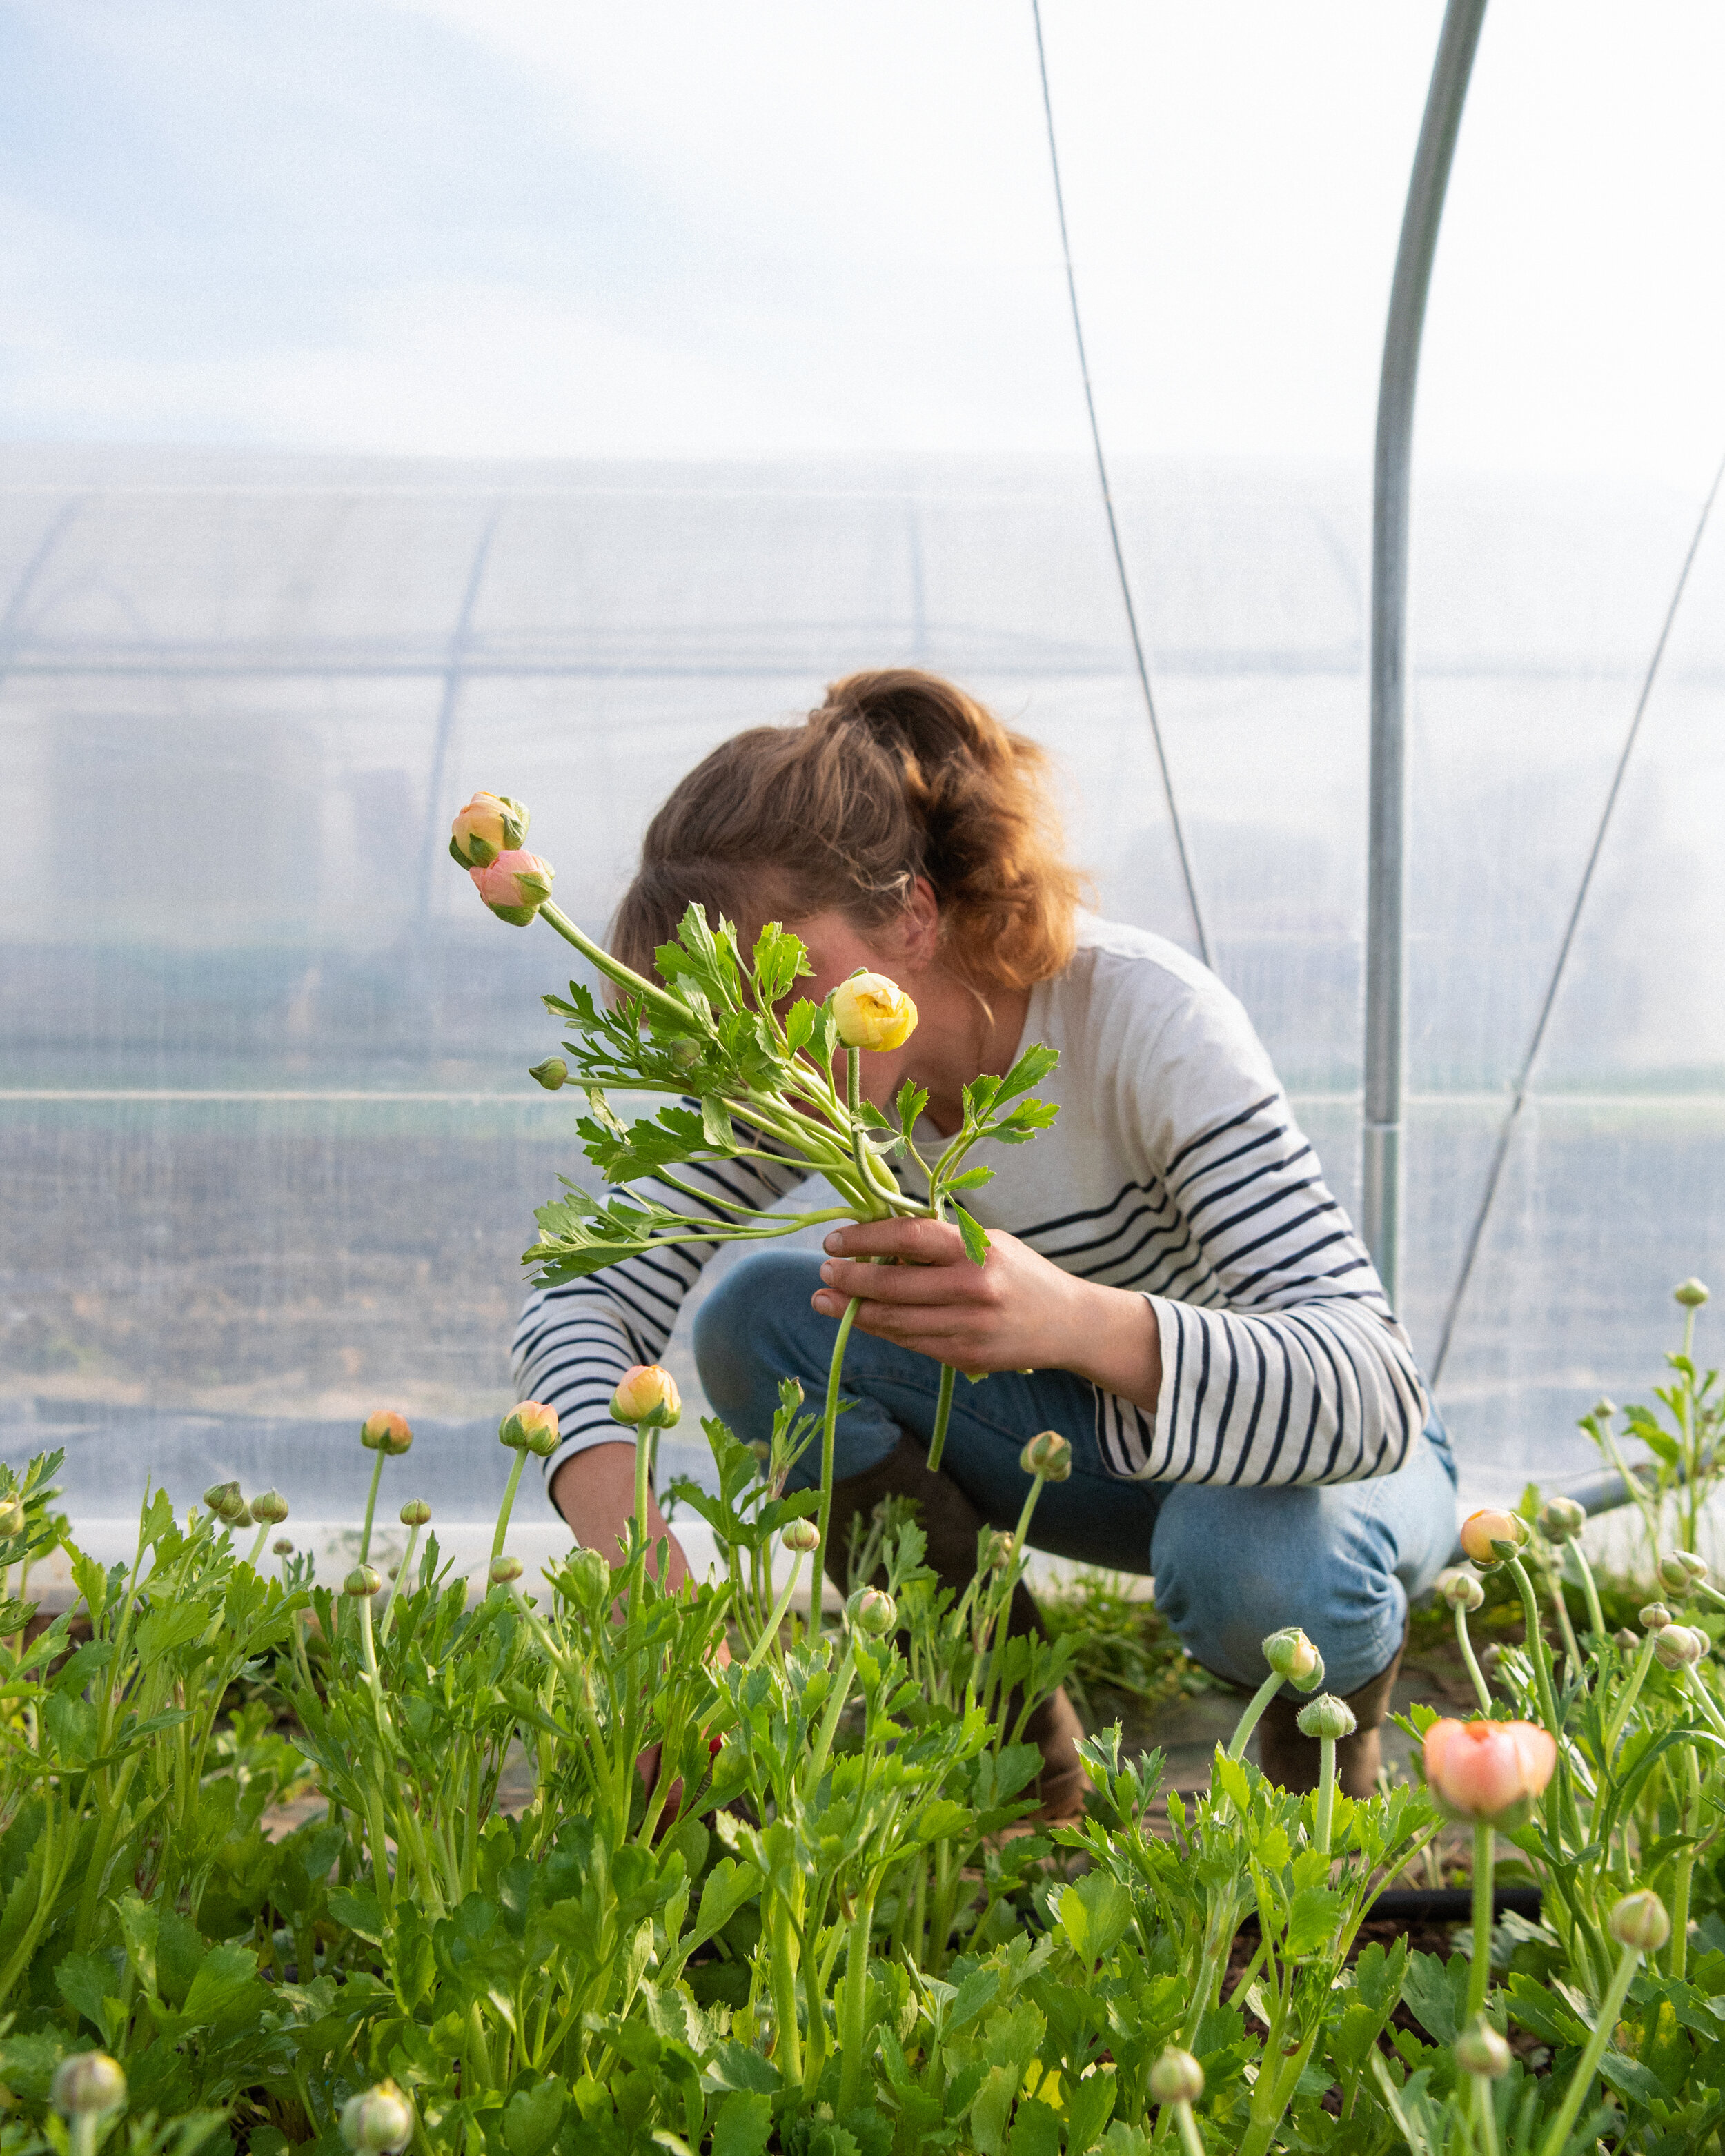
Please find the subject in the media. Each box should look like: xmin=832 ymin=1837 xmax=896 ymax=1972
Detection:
xmin=400 ymin=1500 xmax=432 ymax=1527
xmin=848 ymin=1585 xmax=898 ymax=1638
xmin=1537 ymin=1495 xmax=1586 ymax=1544
xmin=1148 ymin=2048 xmax=1204 ymax=2106
xmin=609 ymin=1365 xmax=682 ymax=1431
xmin=529 ymin=1057 xmax=568 ymax=1091
xmin=273 ymin=1537 xmax=295 ymax=1556
xmin=780 ymin=1519 xmax=820 ymax=1554
xmin=1262 ymin=1626 xmax=1323 ymax=1688
xmin=1673 ymin=1277 xmax=1710 ymax=1309
xmin=1640 ymin=1602 xmax=1673 ymax=1632
xmin=250 ymin=1488 xmax=290 ymax=1525
xmin=1455 ymin=2020 xmax=1511 ymax=2079
xmin=471 ymin=849 xmax=554 ymax=927
xmin=1654 ymin=1623 xmax=1706 ymax=1670
xmin=1297 ymin=1693 xmax=1357 ymax=1741
xmin=1437 ymin=1567 xmax=1486 ymax=1613
xmin=1459 ymin=1509 xmax=1530 ymax=1567
xmin=1421 ymin=1717 xmax=1557 ymax=1822
xmin=360 ymin=1410 xmax=413 ymax=1456
xmin=830 ymin=971 xmax=918 ymax=1051
xmin=52 ymin=2053 xmax=127 ymax=2117
xmin=344 ymin=1565 xmax=383 ymax=1599
xmin=448 ymin=791 xmax=529 ymax=869
xmin=499 ymin=1401 xmax=561 ymax=1455
xmin=1020 ymin=1430 xmax=1073 ymax=1483
xmin=1608 ymin=1889 xmax=1670 ymax=1952
xmin=340 ymin=2080 xmax=415 ymax=2155
xmin=489 ymin=1555 xmax=523 ymax=1585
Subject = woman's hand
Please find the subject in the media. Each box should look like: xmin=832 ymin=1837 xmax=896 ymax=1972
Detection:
xmin=814 ymin=1218 xmax=1163 ymax=1413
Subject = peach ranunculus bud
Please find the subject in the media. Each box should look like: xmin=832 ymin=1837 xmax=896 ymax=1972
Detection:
xmin=609 ymin=1365 xmax=682 ymax=1430
xmin=360 ymin=1410 xmax=413 ymax=1456
xmin=1262 ymin=1625 xmax=1324 ymax=1688
xmin=499 ymin=1401 xmax=560 ymax=1456
xmin=1421 ymin=1716 xmax=1557 ymax=1822
xmin=830 ymin=971 xmax=918 ymax=1052
xmin=1458 ymin=1507 xmax=1530 ymax=1567
xmin=448 ymin=791 xmax=529 ymax=869
xmin=1020 ymin=1430 xmax=1073 ymax=1483
xmin=471 ymin=849 xmax=554 ymax=927
xmin=780 ymin=1518 xmax=821 ymax=1554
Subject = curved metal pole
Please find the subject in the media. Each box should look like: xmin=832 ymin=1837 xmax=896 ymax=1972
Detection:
xmin=1363 ymin=0 xmax=1488 ymax=1307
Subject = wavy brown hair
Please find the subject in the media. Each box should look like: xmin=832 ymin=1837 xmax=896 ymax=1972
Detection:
xmin=611 ymin=669 xmax=1085 ymax=994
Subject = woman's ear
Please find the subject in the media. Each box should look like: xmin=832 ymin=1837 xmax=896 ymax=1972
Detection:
xmin=895 ymin=877 xmax=943 ymax=969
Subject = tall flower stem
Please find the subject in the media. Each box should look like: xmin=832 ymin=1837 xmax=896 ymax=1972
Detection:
xmin=1604 ymin=1631 xmax=1660 ymax=1759
xmin=1468 ymin=1820 xmax=1495 ymax=2021
xmin=925 ymin=1363 xmax=958 ymax=1474
xmin=1227 ymin=1672 xmax=1285 ymax=1763
xmin=1536 ymin=1939 xmax=1643 ymax=2156
xmin=1670 ymin=1744 xmax=1702 ymax=1981
xmin=1569 ymin=1540 xmax=1606 ymax=1643
xmin=1546 ymin=1562 xmax=1583 ymax=1673
xmin=1505 ymin=1556 xmax=1563 ymax=1740
xmin=744 ymin=1552 xmax=805 ymax=1672
xmin=359 ymin=1451 xmax=387 ymax=1566
xmin=813 ymin=1298 xmax=861 ymax=1623
xmin=1455 ymin=1601 xmax=1492 ymax=1712
xmin=379 ymin=1521 xmax=424 ymax=1644
xmin=1315 ymin=1738 xmax=1339 ymax=1857
xmin=491 ymin=1449 xmax=527 ymax=1564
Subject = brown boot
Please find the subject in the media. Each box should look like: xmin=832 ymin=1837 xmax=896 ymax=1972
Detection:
xmin=1254 ymin=1623 xmax=1408 ymax=1799
xmin=821 ymin=1436 xmax=1085 ymax=1823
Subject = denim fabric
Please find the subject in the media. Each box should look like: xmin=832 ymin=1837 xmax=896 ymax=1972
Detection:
xmin=693 ymin=1248 xmax=1459 ymax=1697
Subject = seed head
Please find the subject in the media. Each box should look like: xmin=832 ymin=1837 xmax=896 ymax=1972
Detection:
xmin=1608 ymin=1889 xmax=1670 ymax=1952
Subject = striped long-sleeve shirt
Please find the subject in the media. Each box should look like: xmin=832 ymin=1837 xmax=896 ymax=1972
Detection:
xmin=513 ymin=916 xmax=1428 ymax=1492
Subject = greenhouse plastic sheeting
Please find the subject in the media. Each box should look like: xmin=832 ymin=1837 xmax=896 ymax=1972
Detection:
xmin=3 ymin=445 xmax=1722 ymax=1519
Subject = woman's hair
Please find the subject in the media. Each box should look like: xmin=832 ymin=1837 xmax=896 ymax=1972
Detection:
xmin=611 ymin=669 xmax=1085 ymax=994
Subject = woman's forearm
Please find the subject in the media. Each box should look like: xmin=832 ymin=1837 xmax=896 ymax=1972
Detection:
xmin=549 ymin=1441 xmax=693 ymax=1589
xmin=1061 ymin=1281 xmax=1163 ymax=1415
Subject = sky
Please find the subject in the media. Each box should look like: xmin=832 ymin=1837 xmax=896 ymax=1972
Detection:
xmin=1 ymin=0 xmax=1722 ymax=491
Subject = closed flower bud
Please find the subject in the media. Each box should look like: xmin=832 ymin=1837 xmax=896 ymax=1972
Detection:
xmin=1537 ymin=1495 xmax=1586 ymax=1544
xmin=1148 ymin=2048 xmax=1204 ymax=2106
xmin=981 ymin=1527 xmax=1016 ymax=1572
xmin=0 ymin=1495 xmax=24 ymax=1538
xmin=448 ymin=790 xmax=529 ymax=869
xmin=489 ymin=1555 xmax=523 ymax=1585
xmin=1455 ymin=2020 xmax=1511 ymax=2079
xmin=1608 ymin=1889 xmax=1670 ymax=1952
xmin=204 ymin=1478 xmax=243 ymax=1516
xmin=52 ymin=2053 xmax=126 ymax=2117
xmin=1675 ymin=1550 xmax=1708 ymax=1582
xmin=1614 ymin=1628 xmax=1639 ymax=1650
xmin=1654 ymin=1623 xmax=1706 ymax=1670
xmin=250 ymin=1488 xmax=290 ymax=1525
xmin=831 ymin=971 xmax=918 ymax=1052
xmin=500 ymin=1401 xmax=561 ymax=1454
xmin=360 ymin=1410 xmax=413 ymax=1456
xmin=1437 ymin=1567 xmax=1486 ymax=1612
xmin=609 ymin=1365 xmax=682 ymax=1431
xmin=471 ymin=849 xmax=554 ymax=926
xmin=1640 ymin=1602 xmax=1673 ymax=1631
xmin=1422 ymin=1717 xmax=1557 ymax=1822
xmin=400 ymin=1499 xmax=433 ymax=1527
xmin=528 ymin=1056 xmax=568 ymax=1091
xmin=780 ymin=1519 xmax=820 ymax=1554
xmin=1459 ymin=1508 xmax=1530 ymax=1567
xmin=669 ymin=1036 xmax=702 ymax=1071
xmin=1020 ymin=1430 xmax=1073 ymax=1483
xmin=344 ymin=1565 xmax=383 ymax=1599
xmin=848 ymin=1585 xmax=898 ymax=1637
xmin=1297 ymin=1693 xmax=1357 ymax=1741
xmin=340 ymin=2080 xmax=416 ymax=2155
xmin=273 ymin=1537 xmax=295 ymax=1556
xmin=1657 ymin=1552 xmax=1695 ymax=1595
xmin=1592 ymin=1396 xmax=1617 ymax=1421
xmin=1262 ymin=1625 xmax=1323 ymax=1685
xmin=1673 ymin=1277 xmax=1710 ymax=1308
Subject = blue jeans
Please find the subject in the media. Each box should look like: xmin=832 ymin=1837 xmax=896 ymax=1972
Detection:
xmin=693 ymin=1249 xmax=1459 ymax=1697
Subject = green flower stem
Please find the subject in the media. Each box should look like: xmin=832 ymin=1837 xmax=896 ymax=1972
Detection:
xmin=1455 ymin=1602 xmax=1492 ymax=1711
xmin=766 ymin=1890 xmax=804 ymax=2084
xmin=68 ymin=2113 xmax=99 ymax=2156
xmin=743 ymin=1552 xmax=805 ymax=1672
xmin=379 ymin=1523 xmax=424 ymax=1643
xmin=359 ymin=1449 xmax=387 ymax=1566
xmin=1227 ymin=1670 xmax=1286 ymax=1762
xmin=925 ymin=1362 xmax=957 ymax=1474
xmin=1315 ymin=1737 xmax=1338 ymax=1857
xmin=1171 ymin=2103 xmax=1205 ymax=2156
xmin=1547 ymin=1561 xmax=1583 ymax=1672
xmin=1475 ymin=2068 xmax=1502 ymax=2156
xmin=539 ymin=899 xmax=705 ymax=1033
xmin=809 ymin=1639 xmax=860 ymax=1786
xmin=1570 ymin=1539 xmax=1606 ymax=1643
xmin=1536 ymin=1937 xmax=1643 ymax=2156
xmin=1681 ymin=1666 xmax=1725 ymax=1740
xmin=492 ymin=1447 xmax=528 ymax=1564
xmin=1670 ymin=1743 xmax=1702 ymax=1981
xmin=1604 ymin=1630 xmax=1661 ymax=1759
xmin=245 ymin=1518 xmax=270 ymax=1569
xmin=1468 ymin=1820 xmax=1495 ymax=2021
xmin=836 ymin=1877 xmax=880 ymax=2115
xmin=1693 ymin=1576 xmax=1725 ymax=1614
xmin=813 ymin=1296 xmax=861 ymax=1619
xmin=1506 ymin=1556 xmax=1563 ymax=1741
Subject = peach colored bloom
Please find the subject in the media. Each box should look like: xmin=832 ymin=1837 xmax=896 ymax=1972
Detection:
xmin=471 ymin=849 xmax=555 ymax=926
xmin=831 ymin=972 xmax=918 ymax=1052
xmin=448 ymin=791 xmax=528 ymax=868
xmin=360 ymin=1410 xmax=413 ymax=1455
xmin=609 ymin=1365 xmax=682 ymax=1430
xmin=1422 ymin=1717 xmax=1556 ymax=1820
xmin=499 ymin=1401 xmax=560 ymax=1456
xmin=1459 ymin=1508 xmax=1528 ymax=1565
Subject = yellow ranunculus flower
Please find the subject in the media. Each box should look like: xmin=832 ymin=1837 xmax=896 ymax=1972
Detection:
xmin=830 ymin=971 xmax=918 ymax=1051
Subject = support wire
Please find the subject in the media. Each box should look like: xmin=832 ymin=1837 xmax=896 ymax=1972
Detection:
xmin=1431 ymin=444 xmax=1725 ymax=1387
xmin=1029 ymin=0 xmax=1211 ymax=969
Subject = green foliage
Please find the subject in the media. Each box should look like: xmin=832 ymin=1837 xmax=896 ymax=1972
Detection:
xmin=1034 ymin=1570 xmax=1221 ymax=1723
